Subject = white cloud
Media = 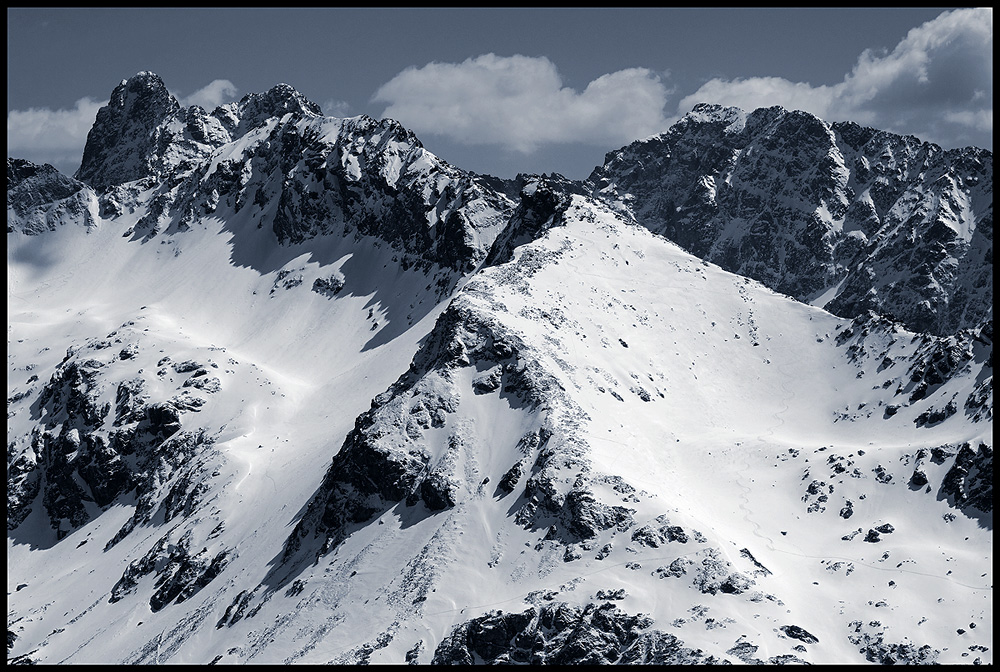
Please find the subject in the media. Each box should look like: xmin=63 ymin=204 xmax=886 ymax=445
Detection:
xmin=373 ymin=54 xmax=672 ymax=153
xmin=7 ymin=97 xmax=107 ymax=174
xmin=678 ymin=8 xmax=992 ymax=149
xmin=178 ymin=79 xmax=238 ymax=110
xmin=322 ymin=99 xmax=352 ymax=117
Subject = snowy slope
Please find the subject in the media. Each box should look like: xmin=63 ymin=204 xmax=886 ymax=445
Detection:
xmin=6 ymin=73 xmax=993 ymax=665
xmin=270 ymin=188 xmax=991 ymax=665
xmin=8 ymin=179 xmax=990 ymax=664
xmin=7 ymin=187 xmax=470 ymax=663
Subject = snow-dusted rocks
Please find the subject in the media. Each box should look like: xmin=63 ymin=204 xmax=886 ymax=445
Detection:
xmin=6 ymin=321 xmax=229 ymax=545
xmin=7 ymin=159 xmax=98 ymax=234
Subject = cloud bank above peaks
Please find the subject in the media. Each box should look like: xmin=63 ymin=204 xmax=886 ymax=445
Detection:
xmin=373 ymin=9 xmax=991 ymax=155
xmin=7 ymin=97 xmax=107 ymax=174
xmin=678 ymin=7 xmax=993 ymax=150
xmin=373 ymin=54 xmax=674 ymax=153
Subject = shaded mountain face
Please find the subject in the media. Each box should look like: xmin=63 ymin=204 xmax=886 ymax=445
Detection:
xmin=7 ymin=158 xmax=97 ymax=234
xmin=588 ymin=103 xmax=993 ymax=337
xmin=7 ymin=73 xmax=993 ymax=666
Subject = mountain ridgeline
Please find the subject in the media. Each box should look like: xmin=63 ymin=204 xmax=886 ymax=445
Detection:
xmin=6 ymin=73 xmax=993 ymax=665
xmin=588 ymin=103 xmax=992 ymax=337
xmin=14 ymin=75 xmax=992 ymax=335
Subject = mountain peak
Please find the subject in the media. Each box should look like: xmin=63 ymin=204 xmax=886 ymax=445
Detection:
xmin=588 ymin=100 xmax=992 ymax=336
xmin=75 ymin=72 xmax=180 ymax=191
xmin=229 ymin=82 xmax=322 ymax=134
xmin=110 ymin=71 xmax=178 ymax=116
xmin=119 ymin=70 xmax=167 ymax=88
xmin=683 ymin=102 xmax=748 ymax=132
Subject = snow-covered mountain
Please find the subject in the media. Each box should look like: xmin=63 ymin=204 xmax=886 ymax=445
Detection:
xmin=7 ymin=73 xmax=992 ymax=665
xmin=588 ymin=103 xmax=993 ymax=337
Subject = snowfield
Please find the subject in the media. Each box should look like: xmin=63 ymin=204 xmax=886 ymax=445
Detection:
xmin=8 ymin=188 xmax=990 ymax=664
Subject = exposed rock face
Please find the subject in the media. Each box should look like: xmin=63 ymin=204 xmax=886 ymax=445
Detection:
xmin=248 ymin=114 xmax=513 ymax=272
xmin=938 ymin=442 xmax=993 ymax=520
xmin=8 ymin=159 xmax=86 ymax=211
xmin=73 ymin=74 xmax=325 ymax=195
xmin=5 ymin=328 xmax=221 ymax=545
xmin=223 ymin=82 xmax=323 ymax=138
xmin=5 ymin=323 xmax=237 ymax=619
xmin=7 ymin=159 xmax=97 ymax=234
xmin=65 ymin=72 xmax=515 ymax=273
xmin=431 ymin=602 xmax=725 ymax=664
xmin=589 ymin=103 xmax=993 ymax=335
xmin=75 ymin=72 xmax=183 ymax=191
xmin=484 ymin=178 xmax=572 ymax=266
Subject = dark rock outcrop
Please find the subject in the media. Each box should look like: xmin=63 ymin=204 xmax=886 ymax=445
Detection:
xmin=431 ymin=602 xmax=724 ymax=664
xmin=780 ymin=624 xmax=819 ymax=644
xmin=109 ymin=530 xmax=230 ymax=612
xmin=938 ymin=442 xmax=993 ymax=523
xmin=6 ymin=333 xmax=220 ymax=546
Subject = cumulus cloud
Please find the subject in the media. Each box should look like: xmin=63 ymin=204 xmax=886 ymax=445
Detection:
xmin=7 ymin=97 xmax=106 ymax=175
xmin=178 ymin=79 xmax=238 ymax=110
xmin=678 ymin=7 xmax=992 ymax=149
xmin=373 ymin=54 xmax=672 ymax=153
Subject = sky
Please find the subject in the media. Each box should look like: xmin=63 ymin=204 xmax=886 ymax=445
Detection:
xmin=6 ymin=7 xmax=993 ymax=180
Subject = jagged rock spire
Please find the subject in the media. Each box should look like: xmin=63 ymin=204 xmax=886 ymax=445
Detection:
xmin=75 ymin=72 xmax=180 ymax=191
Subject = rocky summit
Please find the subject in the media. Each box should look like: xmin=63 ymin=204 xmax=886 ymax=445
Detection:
xmin=6 ymin=73 xmax=992 ymax=665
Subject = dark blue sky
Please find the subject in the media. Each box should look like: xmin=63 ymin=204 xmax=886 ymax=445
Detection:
xmin=7 ymin=8 xmax=990 ymax=179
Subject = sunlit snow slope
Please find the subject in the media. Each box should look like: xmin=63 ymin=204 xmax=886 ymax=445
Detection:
xmin=7 ymin=190 xmax=469 ymax=662
xmin=9 ymin=181 xmax=989 ymax=664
